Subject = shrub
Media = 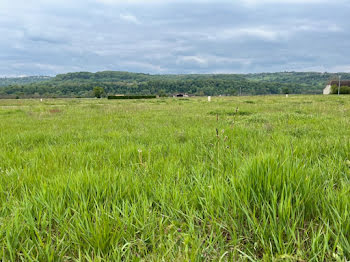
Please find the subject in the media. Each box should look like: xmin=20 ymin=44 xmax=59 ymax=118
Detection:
xmin=331 ymin=85 xmax=350 ymax=94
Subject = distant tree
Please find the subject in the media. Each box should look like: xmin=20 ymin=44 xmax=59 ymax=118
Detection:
xmin=282 ymin=87 xmax=290 ymax=94
xmin=93 ymin=86 xmax=104 ymax=98
xmin=158 ymin=89 xmax=167 ymax=97
xmin=228 ymin=88 xmax=236 ymax=96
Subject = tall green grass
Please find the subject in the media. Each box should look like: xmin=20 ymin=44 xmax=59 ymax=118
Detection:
xmin=0 ymin=96 xmax=349 ymax=261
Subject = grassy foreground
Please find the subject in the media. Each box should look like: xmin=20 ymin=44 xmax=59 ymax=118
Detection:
xmin=0 ymin=96 xmax=349 ymax=261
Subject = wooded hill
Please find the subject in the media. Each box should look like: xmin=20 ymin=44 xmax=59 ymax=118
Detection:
xmin=0 ymin=76 xmax=51 ymax=87
xmin=1 ymin=71 xmax=349 ymax=98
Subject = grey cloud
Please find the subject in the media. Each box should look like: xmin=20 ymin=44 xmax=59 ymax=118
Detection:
xmin=0 ymin=0 xmax=349 ymax=75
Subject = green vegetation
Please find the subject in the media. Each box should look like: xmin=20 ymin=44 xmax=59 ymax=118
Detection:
xmin=244 ymin=72 xmax=350 ymax=91
xmin=108 ymin=95 xmax=157 ymax=99
xmin=331 ymin=85 xmax=350 ymax=94
xmin=2 ymin=71 xmax=350 ymax=98
xmin=93 ymin=86 xmax=105 ymax=98
xmin=0 ymin=95 xmax=349 ymax=260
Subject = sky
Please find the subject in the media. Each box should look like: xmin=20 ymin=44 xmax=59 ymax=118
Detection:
xmin=0 ymin=0 xmax=349 ymax=76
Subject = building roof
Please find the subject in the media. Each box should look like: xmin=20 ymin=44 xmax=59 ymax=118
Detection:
xmin=329 ymin=80 xmax=350 ymax=86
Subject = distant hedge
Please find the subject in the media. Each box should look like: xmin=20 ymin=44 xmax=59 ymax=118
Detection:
xmin=108 ymin=95 xmax=157 ymax=99
xmin=331 ymin=85 xmax=350 ymax=94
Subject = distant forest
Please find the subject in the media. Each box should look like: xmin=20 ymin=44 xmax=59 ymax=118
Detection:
xmin=0 ymin=76 xmax=51 ymax=87
xmin=1 ymin=71 xmax=349 ymax=98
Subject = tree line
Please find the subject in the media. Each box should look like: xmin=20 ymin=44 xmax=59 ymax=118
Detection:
xmin=1 ymin=71 xmax=347 ymax=98
xmin=0 ymin=79 xmax=312 ymax=98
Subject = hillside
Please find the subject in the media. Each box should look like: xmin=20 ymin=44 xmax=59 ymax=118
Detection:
xmin=244 ymin=72 xmax=350 ymax=91
xmin=0 ymin=71 xmax=347 ymax=98
xmin=0 ymin=76 xmax=51 ymax=87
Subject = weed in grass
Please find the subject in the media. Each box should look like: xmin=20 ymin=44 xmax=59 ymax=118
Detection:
xmin=49 ymin=108 xmax=62 ymax=114
xmin=209 ymin=109 xmax=253 ymax=117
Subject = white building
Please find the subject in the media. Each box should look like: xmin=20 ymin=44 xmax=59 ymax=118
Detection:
xmin=323 ymin=84 xmax=331 ymax=95
xmin=323 ymin=80 xmax=350 ymax=95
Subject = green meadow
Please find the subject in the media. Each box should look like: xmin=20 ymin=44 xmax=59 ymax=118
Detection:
xmin=0 ymin=96 xmax=349 ymax=261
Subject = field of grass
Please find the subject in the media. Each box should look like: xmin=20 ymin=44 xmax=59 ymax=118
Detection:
xmin=0 ymin=95 xmax=349 ymax=261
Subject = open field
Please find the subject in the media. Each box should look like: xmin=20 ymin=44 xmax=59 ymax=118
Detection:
xmin=0 ymin=95 xmax=350 ymax=261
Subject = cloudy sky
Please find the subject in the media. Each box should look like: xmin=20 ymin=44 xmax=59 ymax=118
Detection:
xmin=1 ymin=0 xmax=349 ymax=76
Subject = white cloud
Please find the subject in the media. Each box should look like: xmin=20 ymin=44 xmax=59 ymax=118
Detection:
xmin=291 ymin=20 xmax=342 ymax=33
xmin=96 ymin=0 xmax=170 ymax=4
xmin=176 ymin=56 xmax=208 ymax=66
xmin=119 ymin=13 xmax=140 ymax=24
xmin=328 ymin=65 xmax=350 ymax=73
xmin=214 ymin=27 xmax=284 ymax=41
xmin=119 ymin=61 xmax=165 ymax=72
xmin=211 ymin=21 xmax=342 ymax=43
xmin=96 ymin=0 xmax=330 ymax=5
xmin=232 ymin=28 xmax=281 ymax=40
xmin=241 ymin=0 xmax=327 ymax=6
xmin=95 ymin=0 xmax=219 ymax=4
xmin=176 ymin=55 xmax=251 ymax=68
